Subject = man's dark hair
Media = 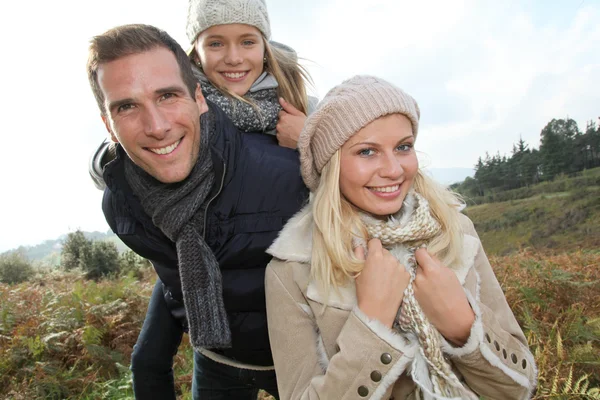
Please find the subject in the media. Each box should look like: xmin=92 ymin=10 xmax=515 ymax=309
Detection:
xmin=87 ymin=24 xmax=198 ymax=115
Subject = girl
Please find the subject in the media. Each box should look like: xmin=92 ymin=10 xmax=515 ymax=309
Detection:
xmin=266 ymin=75 xmax=537 ymax=399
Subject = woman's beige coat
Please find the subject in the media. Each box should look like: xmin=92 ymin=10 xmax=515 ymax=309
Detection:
xmin=265 ymin=205 xmax=537 ymax=400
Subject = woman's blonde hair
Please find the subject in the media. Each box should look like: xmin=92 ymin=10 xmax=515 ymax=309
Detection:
xmin=192 ymin=35 xmax=312 ymax=113
xmin=311 ymin=150 xmax=465 ymax=295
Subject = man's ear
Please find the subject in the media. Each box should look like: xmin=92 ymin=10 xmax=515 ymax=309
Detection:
xmin=101 ymin=114 xmax=119 ymax=143
xmin=195 ymin=83 xmax=209 ymax=114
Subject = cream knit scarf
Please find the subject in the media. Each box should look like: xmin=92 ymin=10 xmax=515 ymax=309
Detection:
xmin=361 ymin=191 xmax=477 ymax=400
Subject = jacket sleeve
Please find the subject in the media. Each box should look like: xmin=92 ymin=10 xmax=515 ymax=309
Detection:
xmin=265 ymin=261 xmax=415 ymax=400
xmin=89 ymin=139 xmax=117 ymax=190
xmin=441 ymin=216 xmax=537 ymax=400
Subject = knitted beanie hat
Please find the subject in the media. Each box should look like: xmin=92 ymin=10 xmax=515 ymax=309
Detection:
xmin=186 ymin=0 xmax=271 ymax=45
xmin=298 ymin=75 xmax=421 ymax=192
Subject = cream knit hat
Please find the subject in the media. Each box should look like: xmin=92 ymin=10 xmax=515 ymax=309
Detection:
xmin=298 ymin=75 xmax=420 ymax=192
xmin=186 ymin=0 xmax=271 ymax=45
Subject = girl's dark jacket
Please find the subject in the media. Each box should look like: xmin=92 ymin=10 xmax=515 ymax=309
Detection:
xmin=101 ymin=103 xmax=309 ymax=366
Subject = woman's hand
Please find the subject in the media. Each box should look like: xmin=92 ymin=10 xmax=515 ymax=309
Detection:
xmin=413 ymin=248 xmax=475 ymax=346
xmin=276 ymin=98 xmax=306 ymax=149
xmin=354 ymin=239 xmax=411 ymax=328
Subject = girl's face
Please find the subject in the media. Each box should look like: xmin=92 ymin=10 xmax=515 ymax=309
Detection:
xmin=195 ymin=24 xmax=266 ymax=96
xmin=339 ymin=113 xmax=418 ymax=217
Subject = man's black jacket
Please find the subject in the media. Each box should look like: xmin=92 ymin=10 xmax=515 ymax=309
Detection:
xmin=102 ymin=103 xmax=309 ymax=366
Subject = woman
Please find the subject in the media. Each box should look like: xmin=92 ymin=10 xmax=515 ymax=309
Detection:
xmin=265 ymin=75 xmax=537 ymax=399
xmin=89 ymin=1 xmax=314 ymax=399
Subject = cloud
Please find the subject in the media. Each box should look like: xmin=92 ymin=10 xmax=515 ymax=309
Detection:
xmin=0 ymin=0 xmax=598 ymax=250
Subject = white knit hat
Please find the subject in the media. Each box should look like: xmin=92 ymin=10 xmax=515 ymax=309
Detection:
xmin=186 ymin=0 xmax=271 ymax=45
xmin=298 ymin=75 xmax=420 ymax=192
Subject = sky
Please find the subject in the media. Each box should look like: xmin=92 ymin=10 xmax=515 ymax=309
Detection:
xmin=0 ymin=0 xmax=598 ymax=252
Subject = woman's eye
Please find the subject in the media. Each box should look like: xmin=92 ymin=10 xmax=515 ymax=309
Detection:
xmin=242 ymin=40 xmax=255 ymax=46
xmin=208 ymin=41 xmax=222 ymax=48
xmin=358 ymin=148 xmax=375 ymax=157
xmin=397 ymin=144 xmax=413 ymax=152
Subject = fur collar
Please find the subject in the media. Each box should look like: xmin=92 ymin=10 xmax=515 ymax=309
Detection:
xmin=268 ymin=203 xmax=481 ymax=309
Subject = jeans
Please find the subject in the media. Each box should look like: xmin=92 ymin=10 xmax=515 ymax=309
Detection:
xmin=131 ymin=279 xmax=280 ymax=400
xmin=192 ymin=352 xmax=279 ymax=400
xmin=131 ymin=279 xmax=184 ymax=400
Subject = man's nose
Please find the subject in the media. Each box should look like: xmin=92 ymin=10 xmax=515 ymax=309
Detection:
xmin=143 ymin=105 xmax=171 ymax=139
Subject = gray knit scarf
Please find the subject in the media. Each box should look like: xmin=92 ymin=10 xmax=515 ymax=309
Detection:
xmin=124 ymin=109 xmax=231 ymax=349
xmin=193 ymin=67 xmax=281 ymax=134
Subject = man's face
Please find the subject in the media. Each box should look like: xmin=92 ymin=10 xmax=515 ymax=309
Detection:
xmin=98 ymin=47 xmax=208 ymax=183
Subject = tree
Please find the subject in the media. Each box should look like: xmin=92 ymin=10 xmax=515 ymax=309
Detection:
xmin=61 ymin=230 xmax=92 ymax=270
xmin=85 ymin=241 xmax=120 ymax=280
xmin=0 ymin=251 xmax=34 ymax=284
xmin=539 ymin=117 xmax=580 ymax=179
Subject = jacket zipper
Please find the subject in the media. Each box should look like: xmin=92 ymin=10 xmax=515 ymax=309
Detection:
xmin=203 ymin=161 xmax=227 ymax=238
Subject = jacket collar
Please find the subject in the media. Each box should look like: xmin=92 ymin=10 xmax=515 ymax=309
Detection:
xmin=268 ymin=203 xmax=481 ymax=309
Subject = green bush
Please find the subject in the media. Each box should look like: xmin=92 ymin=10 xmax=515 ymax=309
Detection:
xmin=85 ymin=241 xmax=121 ymax=280
xmin=0 ymin=251 xmax=34 ymax=284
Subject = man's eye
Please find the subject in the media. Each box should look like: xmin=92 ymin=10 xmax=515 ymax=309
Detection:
xmin=117 ymin=104 xmax=134 ymax=113
xmin=160 ymin=93 xmax=176 ymax=101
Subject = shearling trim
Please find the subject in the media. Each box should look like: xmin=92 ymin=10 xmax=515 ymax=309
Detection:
xmin=353 ymin=307 xmax=415 ymax=355
xmin=297 ymin=302 xmax=314 ymax=317
xmin=306 ymin=281 xmax=356 ymax=310
xmin=370 ymin=355 xmax=413 ymax=400
xmin=479 ymin=345 xmax=533 ymax=390
xmin=267 ymin=204 xmax=313 ymax=263
xmin=454 ymin=235 xmax=480 ymax=284
xmin=441 ymin=288 xmax=483 ymax=357
xmin=315 ymin=333 xmax=329 ymax=372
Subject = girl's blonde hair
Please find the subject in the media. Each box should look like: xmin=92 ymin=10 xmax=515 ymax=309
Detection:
xmin=192 ymin=35 xmax=312 ymax=113
xmin=311 ymin=150 xmax=465 ymax=295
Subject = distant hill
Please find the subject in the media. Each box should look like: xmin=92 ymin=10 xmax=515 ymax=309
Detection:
xmin=425 ymin=167 xmax=474 ymax=185
xmin=3 ymin=231 xmax=127 ymax=266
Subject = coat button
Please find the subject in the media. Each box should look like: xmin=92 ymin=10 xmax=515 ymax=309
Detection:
xmin=380 ymin=353 xmax=392 ymax=364
xmin=370 ymin=370 xmax=382 ymax=382
xmin=358 ymin=386 xmax=369 ymax=397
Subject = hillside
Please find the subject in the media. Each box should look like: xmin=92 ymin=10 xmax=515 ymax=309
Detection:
xmin=4 ymin=231 xmax=127 ymax=266
xmin=462 ymin=168 xmax=600 ymax=255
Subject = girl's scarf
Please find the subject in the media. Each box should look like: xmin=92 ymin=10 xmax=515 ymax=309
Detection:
xmin=193 ymin=67 xmax=281 ymax=134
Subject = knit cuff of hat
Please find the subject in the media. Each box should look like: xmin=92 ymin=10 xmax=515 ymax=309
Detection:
xmin=184 ymin=288 xmax=232 ymax=349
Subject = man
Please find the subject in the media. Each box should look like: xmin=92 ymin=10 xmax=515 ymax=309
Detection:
xmin=87 ymin=24 xmax=308 ymax=399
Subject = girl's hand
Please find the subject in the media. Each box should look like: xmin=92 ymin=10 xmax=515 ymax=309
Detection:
xmin=354 ymin=239 xmax=410 ymax=328
xmin=413 ymin=248 xmax=475 ymax=346
xmin=276 ymin=98 xmax=306 ymax=149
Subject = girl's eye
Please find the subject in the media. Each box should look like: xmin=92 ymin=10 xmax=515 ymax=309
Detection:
xmin=358 ymin=148 xmax=375 ymax=157
xmin=242 ymin=40 xmax=255 ymax=46
xmin=208 ymin=41 xmax=222 ymax=48
xmin=397 ymin=144 xmax=413 ymax=152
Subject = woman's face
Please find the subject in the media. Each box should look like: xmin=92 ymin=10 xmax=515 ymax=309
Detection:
xmin=195 ymin=24 xmax=265 ymax=96
xmin=339 ymin=113 xmax=418 ymax=217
